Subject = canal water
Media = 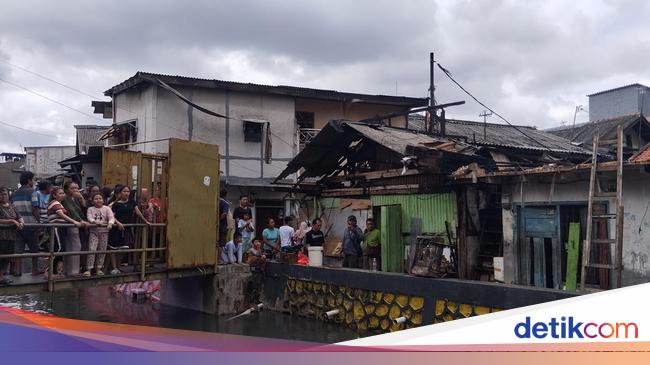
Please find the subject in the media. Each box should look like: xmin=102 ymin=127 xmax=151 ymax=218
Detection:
xmin=0 ymin=286 xmax=359 ymax=344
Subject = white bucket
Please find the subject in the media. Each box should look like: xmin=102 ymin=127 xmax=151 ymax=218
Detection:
xmin=493 ymin=257 xmax=504 ymax=282
xmin=308 ymin=246 xmax=323 ymax=267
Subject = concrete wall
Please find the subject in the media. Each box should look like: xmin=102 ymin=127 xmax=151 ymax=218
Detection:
xmin=113 ymin=85 xmax=416 ymax=184
xmin=115 ymin=85 xmax=295 ymax=181
xmin=263 ymin=263 xmax=576 ymax=334
xmin=113 ymin=84 xmax=156 ymax=144
xmin=295 ymin=98 xmax=408 ymax=129
xmin=589 ymin=85 xmax=649 ymax=121
xmin=25 ymin=146 xmax=75 ymax=179
xmin=500 ymin=168 xmax=650 ymax=287
xmin=161 ymin=265 xmax=259 ymax=315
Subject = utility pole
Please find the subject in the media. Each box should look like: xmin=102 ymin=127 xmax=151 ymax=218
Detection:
xmin=570 ymin=105 xmax=585 ymax=141
xmin=429 ymin=52 xmax=436 ymax=135
xmin=479 ymin=110 xmax=492 ymax=140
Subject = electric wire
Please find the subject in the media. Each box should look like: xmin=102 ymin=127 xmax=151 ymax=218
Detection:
xmin=436 ymin=63 xmax=552 ymax=152
xmin=0 ymin=119 xmax=59 ymax=138
xmin=0 ymin=76 xmax=105 ymax=122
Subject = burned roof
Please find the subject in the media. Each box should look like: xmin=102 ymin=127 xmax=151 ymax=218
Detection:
xmin=275 ymin=121 xmax=478 ymax=182
xmin=105 ymin=72 xmax=428 ymax=107
xmin=74 ymin=125 xmax=110 ymax=155
xmin=546 ymin=113 xmax=650 ymax=149
xmin=408 ymin=115 xmax=590 ymax=155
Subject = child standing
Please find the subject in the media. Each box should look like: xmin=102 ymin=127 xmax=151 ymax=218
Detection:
xmin=85 ymin=193 xmax=115 ymax=276
xmin=237 ymin=212 xmax=255 ymax=262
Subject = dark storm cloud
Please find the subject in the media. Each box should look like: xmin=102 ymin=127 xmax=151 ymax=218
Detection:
xmin=0 ymin=0 xmax=649 ymax=153
xmin=0 ymin=0 xmax=434 ymax=67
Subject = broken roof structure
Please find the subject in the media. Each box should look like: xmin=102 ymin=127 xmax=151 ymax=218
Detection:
xmin=276 ymin=118 xmax=591 ymax=192
xmin=546 ymin=113 xmax=650 ymax=156
xmin=276 ymin=120 xmax=482 ymax=184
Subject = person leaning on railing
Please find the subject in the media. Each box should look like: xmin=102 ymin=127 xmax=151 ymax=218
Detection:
xmin=61 ymin=181 xmax=90 ymax=276
xmin=47 ymin=186 xmax=85 ymax=278
xmin=108 ymin=185 xmax=151 ymax=275
xmin=11 ymin=171 xmax=40 ymax=276
xmin=0 ymin=186 xmax=24 ymax=285
xmin=85 ymin=193 xmax=115 ymax=277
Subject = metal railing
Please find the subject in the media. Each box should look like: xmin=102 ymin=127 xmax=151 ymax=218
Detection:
xmin=296 ymin=128 xmax=321 ymax=151
xmin=0 ymin=222 xmax=166 ymax=292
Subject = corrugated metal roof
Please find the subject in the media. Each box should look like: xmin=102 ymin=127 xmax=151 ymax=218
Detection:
xmin=345 ymin=123 xmax=444 ymax=156
xmin=105 ymin=72 xmax=428 ymax=107
xmin=546 ymin=113 xmax=648 ymax=149
xmin=75 ymin=125 xmax=109 ymax=154
xmin=408 ymin=115 xmax=590 ymax=155
xmin=587 ymin=83 xmax=649 ymax=97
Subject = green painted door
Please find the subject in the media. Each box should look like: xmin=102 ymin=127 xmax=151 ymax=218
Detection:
xmin=380 ymin=205 xmax=402 ymax=273
xmin=565 ymin=222 xmax=580 ymax=291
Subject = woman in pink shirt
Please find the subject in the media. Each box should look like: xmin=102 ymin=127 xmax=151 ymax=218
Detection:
xmin=85 ymin=193 xmax=115 ymax=276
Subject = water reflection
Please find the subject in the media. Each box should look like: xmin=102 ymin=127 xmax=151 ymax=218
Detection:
xmin=0 ymin=286 xmax=359 ymax=344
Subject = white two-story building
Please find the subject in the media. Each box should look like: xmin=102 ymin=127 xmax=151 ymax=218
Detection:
xmin=96 ymin=72 xmax=427 ymax=233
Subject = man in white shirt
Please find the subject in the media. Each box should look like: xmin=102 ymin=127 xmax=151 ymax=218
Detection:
xmin=278 ymin=216 xmax=295 ymax=252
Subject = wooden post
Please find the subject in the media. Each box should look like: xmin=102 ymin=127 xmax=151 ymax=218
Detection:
xmin=615 ymin=125 xmax=624 ymax=288
xmin=140 ymin=226 xmax=148 ymax=282
xmin=580 ymin=132 xmax=599 ymax=290
xmin=48 ymin=227 xmax=55 ymax=292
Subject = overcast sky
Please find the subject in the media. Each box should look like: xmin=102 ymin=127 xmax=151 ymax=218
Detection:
xmin=1 ymin=0 xmax=649 ymax=153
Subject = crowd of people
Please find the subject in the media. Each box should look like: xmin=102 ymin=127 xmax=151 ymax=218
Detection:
xmin=217 ymin=189 xmax=382 ymax=271
xmin=0 ymin=176 xmax=386 ymax=286
xmin=0 ymin=171 xmax=162 ymax=286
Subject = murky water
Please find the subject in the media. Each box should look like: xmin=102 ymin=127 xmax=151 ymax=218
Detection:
xmin=0 ymin=286 xmax=359 ymax=344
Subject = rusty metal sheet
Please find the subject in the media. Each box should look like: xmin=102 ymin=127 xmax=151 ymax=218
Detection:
xmin=102 ymin=148 xmax=142 ymax=190
xmin=166 ymin=138 xmax=219 ymax=268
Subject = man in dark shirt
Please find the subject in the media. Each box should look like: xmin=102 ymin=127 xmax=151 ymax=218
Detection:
xmin=342 ymin=215 xmax=363 ymax=268
xmin=305 ymin=218 xmax=325 ymax=247
xmin=232 ymin=194 xmax=252 ymax=228
xmin=11 ymin=171 xmax=39 ymax=276
xmin=218 ymin=189 xmax=230 ymax=247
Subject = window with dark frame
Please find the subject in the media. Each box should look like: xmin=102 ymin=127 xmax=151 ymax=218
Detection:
xmin=295 ymin=111 xmax=315 ymax=129
xmin=243 ymin=121 xmax=263 ymax=142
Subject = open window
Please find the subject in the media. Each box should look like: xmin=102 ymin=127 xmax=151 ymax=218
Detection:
xmin=243 ymin=120 xmax=263 ymax=142
xmin=295 ymin=111 xmax=315 ymax=129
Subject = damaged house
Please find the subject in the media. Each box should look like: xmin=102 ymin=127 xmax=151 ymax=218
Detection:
xmin=275 ymin=118 xmax=591 ymax=281
xmin=96 ymin=71 xmax=427 ymax=238
xmin=453 ymin=126 xmax=650 ymax=291
xmin=547 ymin=113 xmax=650 ymax=157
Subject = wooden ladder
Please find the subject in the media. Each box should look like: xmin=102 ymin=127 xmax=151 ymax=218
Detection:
xmin=580 ymin=126 xmax=624 ymax=290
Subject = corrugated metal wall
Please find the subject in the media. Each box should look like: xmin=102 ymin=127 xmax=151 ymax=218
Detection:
xmin=371 ymin=193 xmax=457 ymax=236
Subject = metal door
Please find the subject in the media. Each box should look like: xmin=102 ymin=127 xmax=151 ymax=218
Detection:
xmin=166 ymin=138 xmax=219 ymax=268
